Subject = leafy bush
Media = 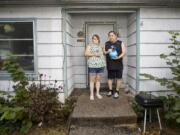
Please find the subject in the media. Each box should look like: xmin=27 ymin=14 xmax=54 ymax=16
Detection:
xmin=159 ymin=95 xmax=180 ymax=124
xmin=0 ymin=54 xmax=32 ymax=134
xmin=141 ymin=32 xmax=180 ymax=124
xmin=131 ymin=101 xmax=144 ymax=119
xmin=0 ymin=105 xmax=32 ymax=134
xmin=26 ymin=79 xmax=63 ymax=124
xmin=61 ymin=97 xmax=76 ymax=122
xmin=0 ymin=54 xmax=73 ymax=134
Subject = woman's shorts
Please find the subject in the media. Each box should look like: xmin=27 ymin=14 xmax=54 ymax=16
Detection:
xmin=88 ymin=67 xmax=104 ymax=75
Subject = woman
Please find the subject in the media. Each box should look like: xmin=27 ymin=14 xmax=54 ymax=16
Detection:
xmin=84 ymin=34 xmax=106 ymax=100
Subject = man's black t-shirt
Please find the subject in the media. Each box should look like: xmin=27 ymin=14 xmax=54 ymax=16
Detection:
xmin=105 ymin=40 xmax=123 ymax=70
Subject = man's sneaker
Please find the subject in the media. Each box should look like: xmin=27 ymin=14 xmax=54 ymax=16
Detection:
xmin=113 ymin=90 xmax=119 ymax=99
xmin=106 ymin=90 xmax=113 ymax=97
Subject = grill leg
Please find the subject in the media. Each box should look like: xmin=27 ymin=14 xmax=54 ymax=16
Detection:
xmin=157 ymin=109 xmax=162 ymax=130
xmin=143 ymin=109 xmax=147 ymax=134
xmin=149 ymin=108 xmax=152 ymax=123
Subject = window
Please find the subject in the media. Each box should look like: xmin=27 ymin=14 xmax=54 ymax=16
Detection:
xmin=0 ymin=21 xmax=35 ymax=75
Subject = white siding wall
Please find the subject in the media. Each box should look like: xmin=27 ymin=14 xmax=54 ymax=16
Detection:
xmin=2 ymin=7 xmax=179 ymax=99
xmin=64 ymin=13 xmax=74 ymax=95
xmin=127 ymin=13 xmax=137 ymax=92
xmin=0 ymin=7 xmax=65 ymax=102
xmin=139 ymin=8 xmax=180 ymax=93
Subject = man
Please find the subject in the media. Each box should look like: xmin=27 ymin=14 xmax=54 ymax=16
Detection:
xmin=103 ymin=31 xmax=126 ymax=99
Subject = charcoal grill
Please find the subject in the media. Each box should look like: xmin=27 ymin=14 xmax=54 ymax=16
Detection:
xmin=135 ymin=92 xmax=164 ymax=134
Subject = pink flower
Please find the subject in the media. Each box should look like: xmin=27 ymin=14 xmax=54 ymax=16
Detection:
xmin=12 ymin=85 xmax=16 ymax=89
xmin=59 ymin=85 xmax=63 ymax=89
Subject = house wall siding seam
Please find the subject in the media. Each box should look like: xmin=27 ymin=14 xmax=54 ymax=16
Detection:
xmin=127 ymin=12 xmax=137 ymax=92
xmin=64 ymin=11 xmax=74 ymax=96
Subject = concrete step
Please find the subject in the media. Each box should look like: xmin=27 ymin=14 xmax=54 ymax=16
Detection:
xmin=69 ymin=125 xmax=140 ymax=135
xmin=70 ymin=92 xmax=137 ymax=127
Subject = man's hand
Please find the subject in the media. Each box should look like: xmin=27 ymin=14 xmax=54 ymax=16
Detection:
xmin=108 ymin=49 xmax=112 ymax=53
xmin=104 ymin=49 xmax=112 ymax=55
xmin=111 ymin=42 xmax=127 ymax=60
xmin=102 ymin=45 xmax=112 ymax=55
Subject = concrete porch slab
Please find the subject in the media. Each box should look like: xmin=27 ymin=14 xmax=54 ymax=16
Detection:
xmin=70 ymin=91 xmax=137 ymax=127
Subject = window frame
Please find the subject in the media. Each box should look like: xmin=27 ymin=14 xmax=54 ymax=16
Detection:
xmin=0 ymin=18 xmax=37 ymax=80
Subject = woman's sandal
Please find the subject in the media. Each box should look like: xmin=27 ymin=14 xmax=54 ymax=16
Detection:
xmin=90 ymin=95 xmax=94 ymax=100
xmin=96 ymin=94 xmax=103 ymax=99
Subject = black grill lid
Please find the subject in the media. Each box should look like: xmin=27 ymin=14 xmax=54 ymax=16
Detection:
xmin=135 ymin=93 xmax=163 ymax=108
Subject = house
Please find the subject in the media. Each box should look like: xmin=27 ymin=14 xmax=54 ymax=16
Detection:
xmin=0 ymin=0 xmax=180 ymax=103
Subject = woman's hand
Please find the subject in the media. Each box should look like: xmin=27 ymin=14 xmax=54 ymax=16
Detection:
xmin=111 ymin=56 xmax=121 ymax=60
xmin=94 ymin=53 xmax=100 ymax=57
xmin=84 ymin=45 xmax=100 ymax=57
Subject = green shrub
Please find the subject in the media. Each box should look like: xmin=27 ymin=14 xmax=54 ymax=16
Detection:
xmin=0 ymin=105 xmax=32 ymax=135
xmin=141 ymin=32 xmax=180 ymax=124
xmin=0 ymin=54 xmax=32 ymax=134
xmin=0 ymin=54 xmax=75 ymax=134
xmin=61 ymin=97 xmax=77 ymax=122
xmin=26 ymin=80 xmax=63 ymax=124
xmin=131 ymin=101 xmax=144 ymax=119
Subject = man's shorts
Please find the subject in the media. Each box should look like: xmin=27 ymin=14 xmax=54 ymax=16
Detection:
xmin=108 ymin=69 xmax=123 ymax=79
xmin=88 ymin=67 xmax=104 ymax=75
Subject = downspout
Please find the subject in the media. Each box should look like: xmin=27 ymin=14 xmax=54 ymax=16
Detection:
xmin=62 ymin=8 xmax=68 ymax=99
xmin=136 ymin=9 xmax=140 ymax=93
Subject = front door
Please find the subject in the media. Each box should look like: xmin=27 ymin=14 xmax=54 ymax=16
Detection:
xmin=86 ymin=23 xmax=115 ymax=87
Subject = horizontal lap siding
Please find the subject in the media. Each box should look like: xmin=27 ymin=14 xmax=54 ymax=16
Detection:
xmin=37 ymin=44 xmax=64 ymax=56
xmin=37 ymin=32 xmax=62 ymax=43
xmin=0 ymin=7 xmax=63 ymax=80
xmin=139 ymin=8 xmax=180 ymax=92
xmin=0 ymin=7 xmax=65 ymax=102
xmin=127 ymin=13 xmax=137 ymax=92
xmin=35 ymin=8 xmax=63 ymax=81
xmin=0 ymin=7 xmax=62 ymax=18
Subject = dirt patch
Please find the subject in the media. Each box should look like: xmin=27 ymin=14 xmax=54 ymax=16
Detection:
xmin=12 ymin=126 xmax=68 ymax=135
xmin=137 ymin=122 xmax=180 ymax=135
xmin=27 ymin=125 xmax=68 ymax=135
